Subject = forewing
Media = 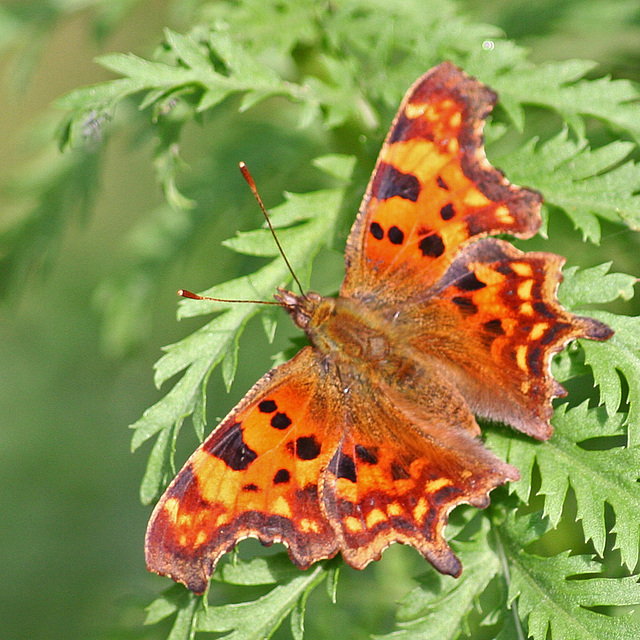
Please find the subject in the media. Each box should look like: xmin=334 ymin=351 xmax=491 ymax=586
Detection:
xmin=145 ymin=347 xmax=340 ymax=594
xmin=341 ymin=62 xmax=542 ymax=299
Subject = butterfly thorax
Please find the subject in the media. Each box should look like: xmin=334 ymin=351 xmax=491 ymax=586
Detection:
xmin=276 ymin=288 xmax=411 ymax=382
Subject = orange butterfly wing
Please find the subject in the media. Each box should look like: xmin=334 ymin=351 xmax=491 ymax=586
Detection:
xmin=146 ymin=348 xmax=337 ymax=593
xmin=408 ymin=237 xmax=611 ymax=439
xmin=342 ymin=61 xmax=542 ymax=298
xmin=146 ymin=346 xmax=518 ymax=593
xmin=340 ymin=61 xmax=611 ymax=440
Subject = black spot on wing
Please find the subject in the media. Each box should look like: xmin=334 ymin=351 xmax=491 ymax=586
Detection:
xmin=273 ymin=469 xmax=291 ymax=484
xmin=242 ymin=483 xmax=260 ymax=492
xmin=370 ymin=222 xmax=384 ymax=240
xmin=328 ymin=451 xmax=357 ymax=483
xmin=258 ymin=399 xmax=277 ymax=413
xmin=373 ymin=163 xmax=421 ymax=202
xmin=270 ymin=412 xmax=292 ymax=430
xmin=436 ymin=176 xmax=449 ymax=190
xmin=452 ymin=296 xmax=478 ymax=315
xmin=418 ymin=233 xmax=445 ymax=258
xmin=295 ymin=436 xmax=321 ymax=460
xmin=388 ymin=226 xmax=405 ymax=245
xmin=205 ymin=422 xmax=258 ymax=471
xmin=457 ymin=271 xmax=486 ymax=291
xmin=439 ymin=203 xmax=455 ymax=220
xmin=495 ymin=263 xmax=514 ymax=276
xmin=483 ymin=319 xmax=504 ymax=335
xmin=355 ymin=444 xmax=378 ymax=465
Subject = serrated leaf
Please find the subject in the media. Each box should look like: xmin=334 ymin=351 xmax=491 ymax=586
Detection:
xmin=196 ymin=564 xmax=327 ymax=640
xmin=491 ymin=59 xmax=640 ymax=140
xmin=97 ymin=52 xmax=194 ymax=87
xmin=491 ymin=404 xmax=640 ymax=569
xmin=499 ymin=512 xmax=640 ymax=640
xmin=130 ymin=357 xmax=210 ymax=452
xmin=559 ymin=263 xmax=636 ymax=308
xmin=164 ymin=28 xmax=211 ymax=71
xmin=583 ymin=312 xmax=640 ymax=446
xmin=375 ymin=517 xmax=500 ymax=640
xmin=499 ymin=129 xmax=640 ymax=238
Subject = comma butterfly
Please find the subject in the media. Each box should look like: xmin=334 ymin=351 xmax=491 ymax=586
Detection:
xmin=145 ymin=62 xmax=612 ymax=594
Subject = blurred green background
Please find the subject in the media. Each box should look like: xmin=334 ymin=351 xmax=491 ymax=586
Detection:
xmin=0 ymin=1 xmax=638 ymax=639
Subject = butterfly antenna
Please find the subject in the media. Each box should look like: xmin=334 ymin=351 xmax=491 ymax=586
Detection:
xmin=178 ymin=289 xmax=282 ymax=305
xmin=239 ymin=162 xmax=306 ymax=299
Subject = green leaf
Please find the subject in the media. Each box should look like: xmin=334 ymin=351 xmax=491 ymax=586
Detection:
xmin=196 ymin=564 xmax=327 ymax=640
xmin=498 ymin=512 xmax=640 ymax=640
xmin=498 ymin=130 xmax=640 ymax=240
xmin=375 ymin=517 xmax=501 ymax=640
xmin=130 ymin=177 xmax=348 ymax=499
xmin=212 ymin=555 xmax=303 ymax=586
xmin=145 ymin=588 xmax=201 ymax=640
xmin=559 ymin=263 xmax=636 ymax=308
xmin=139 ymin=419 xmax=176 ymax=504
xmin=489 ymin=59 xmax=640 ymax=140
xmin=312 ymin=154 xmax=357 ymax=182
xmin=168 ymin=592 xmax=200 ymax=640
xmin=490 ymin=404 xmax=640 ymax=569
xmin=583 ymin=312 xmax=640 ymax=446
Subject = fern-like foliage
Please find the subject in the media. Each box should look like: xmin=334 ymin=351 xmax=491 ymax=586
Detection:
xmin=132 ymin=156 xmax=353 ymax=504
xmin=3 ymin=0 xmax=639 ymax=638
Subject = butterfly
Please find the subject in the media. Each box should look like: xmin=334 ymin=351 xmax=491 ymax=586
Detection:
xmin=145 ymin=62 xmax=612 ymax=594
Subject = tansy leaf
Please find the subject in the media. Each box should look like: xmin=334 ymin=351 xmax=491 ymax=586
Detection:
xmin=196 ymin=563 xmax=328 ymax=640
xmin=489 ymin=59 xmax=640 ymax=140
xmin=559 ymin=263 xmax=636 ymax=308
xmin=489 ymin=404 xmax=640 ymax=570
xmin=374 ymin=516 xmax=501 ymax=640
xmin=582 ymin=312 xmax=640 ymax=446
xmin=497 ymin=512 xmax=640 ymax=640
xmin=130 ymin=157 xmax=353 ymax=503
xmin=498 ymin=129 xmax=640 ymax=241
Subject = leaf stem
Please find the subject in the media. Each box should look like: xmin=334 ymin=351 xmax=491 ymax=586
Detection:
xmin=491 ymin=520 xmax=527 ymax=640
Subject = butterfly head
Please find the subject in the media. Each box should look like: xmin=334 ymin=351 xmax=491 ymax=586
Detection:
xmin=275 ymin=288 xmax=336 ymax=332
